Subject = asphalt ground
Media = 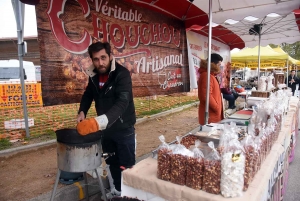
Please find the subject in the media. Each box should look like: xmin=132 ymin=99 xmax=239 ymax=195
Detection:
xmin=284 ymin=132 xmax=300 ymax=201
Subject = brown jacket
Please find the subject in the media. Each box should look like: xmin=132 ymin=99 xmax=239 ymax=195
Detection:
xmin=197 ymin=60 xmax=223 ymax=125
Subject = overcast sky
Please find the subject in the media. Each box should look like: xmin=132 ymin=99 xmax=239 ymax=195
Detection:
xmin=0 ymin=0 xmax=37 ymax=38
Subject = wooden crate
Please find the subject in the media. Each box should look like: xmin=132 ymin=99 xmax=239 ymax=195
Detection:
xmin=274 ymin=73 xmax=285 ymax=88
xmin=251 ymin=91 xmax=271 ymax=98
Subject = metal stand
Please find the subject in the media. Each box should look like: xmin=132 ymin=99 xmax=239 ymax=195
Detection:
xmin=95 ymin=169 xmax=108 ymax=201
xmin=50 ymin=168 xmax=107 ymax=201
xmin=83 ymin=173 xmax=89 ymax=201
xmin=50 ymin=169 xmax=61 ymax=201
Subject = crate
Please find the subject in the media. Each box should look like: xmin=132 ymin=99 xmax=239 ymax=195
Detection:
xmin=251 ymin=91 xmax=271 ymax=98
xmin=274 ymin=73 xmax=285 ymax=88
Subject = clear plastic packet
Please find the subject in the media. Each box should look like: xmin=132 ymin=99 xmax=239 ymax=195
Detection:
xmin=259 ymin=124 xmax=268 ymax=159
xmin=258 ymin=76 xmax=267 ymax=91
xmin=170 ymin=136 xmax=193 ymax=185
xmin=262 ymin=124 xmax=271 ymax=154
xmin=221 ymin=139 xmax=245 ymax=198
xmin=241 ymin=134 xmax=256 ymax=191
xmin=267 ymin=114 xmax=277 ymax=144
xmin=218 ymin=133 xmax=230 ymax=156
xmin=186 ymin=140 xmax=205 ymax=190
xmin=266 ymin=74 xmax=275 ymax=90
xmin=203 ymin=142 xmax=221 ymax=194
xmin=157 ymin=135 xmax=172 ymax=181
xmin=250 ymin=106 xmax=257 ymax=125
xmin=254 ymin=137 xmax=262 ymax=172
xmin=218 ymin=123 xmax=238 ymax=156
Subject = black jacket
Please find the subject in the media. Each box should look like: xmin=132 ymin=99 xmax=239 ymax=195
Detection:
xmin=287 ymin=75 xmax=299 ymax=89
xmin=78 ymin=59 xmax=136 ymax=134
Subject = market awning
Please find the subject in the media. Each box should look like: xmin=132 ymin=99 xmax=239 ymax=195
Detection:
xmin=124 ymin=0 xmax=208 ymax=26
xmin=219 ymin=10 xmax=300 ymax=48
xmin=186 ymin=25 xmax=245 ymax=50
xmin=126 ymin=1 xmax=246 ymax=50
xmin=125 ymin=0 xmax=300 ymax=48
xmin=231 ymin=45 xmax=289 ymax=68
xmin=192 ymin=0 xmax=300 ymax=25
xmin=231 ymin=46 xmax=289 ymax=62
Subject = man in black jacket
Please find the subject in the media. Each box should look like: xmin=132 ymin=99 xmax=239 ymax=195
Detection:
xmin=76 ymin=42 xmax=136 ymax=194
xmin=286 ymin=70 xmax=299 ymax=96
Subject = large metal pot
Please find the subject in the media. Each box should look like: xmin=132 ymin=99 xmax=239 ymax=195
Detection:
xmin=57 ymin=141 xmax=102 ymax=172
xmin=55 ymin=129 xmax=103 ymax=172
xmin=56 ymin=128 xmax=102 ymax=144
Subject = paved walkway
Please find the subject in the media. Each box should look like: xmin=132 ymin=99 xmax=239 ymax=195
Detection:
xmin=284 ymin=133 xmax=300 ymax=201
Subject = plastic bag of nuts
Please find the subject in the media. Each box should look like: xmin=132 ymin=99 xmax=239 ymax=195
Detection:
xmin=218 ymin=134 xmax=230 ymax=156
xmin=180 ymin=135 xmax=198 ymax=149
xmin=220 ymin=139 xmax=245 ymax=198
xmin=241 ymin=134 xmax=255 ymax=191
xmin=157 ymin=135 xmax=172 ymax=181
xmin=218 ymin=124 xmax=236 ymax=156
xmin=186 ymin=140 xmax=204 ymax=190
xmin=202 ymin=142 xmax=221 ymax=194
xmin=254 ymin=137 xmax=263 ymax=172
xmin=170 ymin=136 xmax=193 ymax=185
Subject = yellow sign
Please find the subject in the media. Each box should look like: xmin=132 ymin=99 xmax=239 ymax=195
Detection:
xmin=272 ymin=62 xmax=285 ymax=67
xmin=247 ymin=63 xmax=258 ymax=68
xmin=0 ymin=83 xmax=43 ymax=108
xmin=232 ymin=61 xmax=286 ymax=68
xmin=232 ymin=62 xmax=245 ymax=68
xmin=260 ymin=63 xmax=273 ymax=67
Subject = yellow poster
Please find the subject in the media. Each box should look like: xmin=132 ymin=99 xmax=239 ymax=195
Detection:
xmin=0 ymin=83 xmax=43 ymax=109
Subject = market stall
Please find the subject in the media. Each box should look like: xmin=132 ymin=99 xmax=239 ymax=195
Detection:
xmin=121 ymin=91 xmax=299 ymax=201
xmin=231 ymin=46 xmax=289 ymax=68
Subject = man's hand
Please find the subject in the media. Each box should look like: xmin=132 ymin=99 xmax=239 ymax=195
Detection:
xmin=77 ymin=118 xmax=99 ymax=135
xmin=77 ymin=111 xmax=85 ymax=123
xmin=76 ymin=114 xmax=108 ymax=135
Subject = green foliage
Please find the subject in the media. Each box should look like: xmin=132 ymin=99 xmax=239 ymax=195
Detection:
xmin=281 ymin=42 xmax=300 ymax=60
xmin=270 ymin=42 xmax=300 ymax=60
xmin=0 ymin=138 xmax=12 ymax=150
xmin=269 ymin=44 xmax=277 ymax=48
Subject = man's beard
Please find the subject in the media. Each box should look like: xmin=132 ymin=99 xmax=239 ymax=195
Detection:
xmin=96 ymin=61 xmax=111 ymax=74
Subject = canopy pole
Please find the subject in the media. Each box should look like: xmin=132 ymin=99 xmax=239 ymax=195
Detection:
xmin=257 ymin=33 xmax=261 ymax=81
xmin=286 ymin=60 xmax=289 ymax=86
xmin=12 ymin=0 xmax=30 ymax=138
xmin=204 ymin=0 xmax=213 ymax=125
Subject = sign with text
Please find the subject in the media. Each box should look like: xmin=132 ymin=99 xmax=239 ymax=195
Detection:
xmin=186 ymin=31 xmax=231 ymax=89
xmin=0 ymin=83 xmax=43 ymax=109
xmin=35 ymin=0 xmax=189 ymax=106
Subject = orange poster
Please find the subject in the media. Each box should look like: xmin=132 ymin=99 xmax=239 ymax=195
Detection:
xmin=0 ymin=83 xmax=43 ymax=109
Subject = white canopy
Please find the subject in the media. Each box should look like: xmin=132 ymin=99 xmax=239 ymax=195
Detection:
xmin=192 ymin=0 xmax=299 ymax=24
xmin=191 ymin=0 xmax=300 ymax=48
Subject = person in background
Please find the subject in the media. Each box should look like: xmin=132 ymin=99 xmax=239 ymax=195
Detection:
xmin=76 ymin=42 xmax=136 ymax=195
xmin=286 ymin=70 xmax=299 ymax=96
xmin=232 ymin=77 xmax=240 ymax=87
xmin=221 ymin=86 xmax=239 ymax=109
xmin=198 ymin=53 xmax=224 ymax=130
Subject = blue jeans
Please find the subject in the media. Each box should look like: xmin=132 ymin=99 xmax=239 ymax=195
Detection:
xmin=222 ymin=93 xmax=236 ymax=108
xmin=101 ymin=126 xmax=136 ymax=191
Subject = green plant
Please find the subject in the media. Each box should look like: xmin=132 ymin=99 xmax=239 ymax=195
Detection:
xmin=0 ymin=138 xmax=12 ymax=150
